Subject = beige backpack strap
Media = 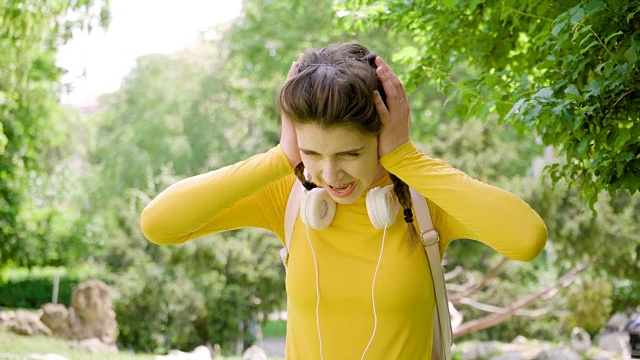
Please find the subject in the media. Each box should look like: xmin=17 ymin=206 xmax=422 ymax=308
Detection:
xmin=280 ymin=180 xmax=303 ymax=268
xmin=410 ymin=188 xmax=452 ymax=360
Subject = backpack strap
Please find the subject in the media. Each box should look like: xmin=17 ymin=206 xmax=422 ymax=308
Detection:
xmin=281 ymin=180 xmax=304 ymax=268
xmin=410 ymin=188 xmax=452 ymax=360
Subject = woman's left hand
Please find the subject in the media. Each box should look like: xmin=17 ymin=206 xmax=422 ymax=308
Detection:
xmin=374 ymin=56 xmax=411 ymax=158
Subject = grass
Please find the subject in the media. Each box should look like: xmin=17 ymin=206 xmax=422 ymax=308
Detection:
xmin=0 ymin=326 xmax=154 ymax=360
xmin=0 ymin=325 xmax=283 ymax=360
xmin=262 ymin=320 xmax=286 ymax=339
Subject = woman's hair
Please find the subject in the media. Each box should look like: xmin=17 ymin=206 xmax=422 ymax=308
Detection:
xmin=279 ymin=43 xmax=420 ymax=247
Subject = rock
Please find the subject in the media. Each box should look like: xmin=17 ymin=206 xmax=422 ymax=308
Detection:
xmin=68 ymin=279 xmax=117 ymax=345
xmin=212 ymin=344 xmax=222 ymax=358
xmin=459 ymin=341 xmax=500 ymax=360
xmin=0 ymin=310 xmax=14 ymax=325
xmin=587 ymin=348 xmax=623 ymax=360
xmin=570 ymin=327 xmax=591 ymax=353
xmin=511 ymin=335 xmax=528 ymax=345
xmin=71 ymin=337 xmax=118 ymax=353
xmin=154 ymin=345 xmax=212 ymax=360
xmin=596 ymin=331 xmax=631 ymax=360
xmin=6 ymin=310 xmax=51 ymax=336
xmin=40 ymin=303 xmax=71 ymax=339
xmin=26 ymin=354 xmax=69 ymax=360
xmin=242 ymin=345 xmax=267 ymax=360
xmin=490 ymin=353 xmax=524 ymax=360
xmin=606 ymin=312 xmax=631 ymax=333
xmin=535 ymin=347 xmax=582 ymax=360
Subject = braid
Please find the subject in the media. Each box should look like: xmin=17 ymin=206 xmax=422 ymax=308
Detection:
xmin=294 ymin=162 xmax=318 ymax=191
xmin=389 ymin=173 xmax=420 ymax=248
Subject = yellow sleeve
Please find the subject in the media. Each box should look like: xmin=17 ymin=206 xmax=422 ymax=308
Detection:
xmin=140 ymin=145 xmax=294 ymax=245
xmin=380 ymin=141 xmax=547 ymax=261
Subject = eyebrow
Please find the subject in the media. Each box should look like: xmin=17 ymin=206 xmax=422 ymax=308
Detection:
xmin=299 ymin=145 xmax=366 ymax=155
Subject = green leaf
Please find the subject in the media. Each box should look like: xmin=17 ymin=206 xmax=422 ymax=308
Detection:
xmin=527 ymin=103 xmax=542 ymax=118
xmin=392 ymin=45 xmax=418 ymax=62
xmin=441 ymin=0 xmax=457 ymax=8
xmin=583 ymin=0 xmax=605 ymax=15
xmin=533 ymin=87 xmax=553 ymax=99
xmin=581 ymin=40 xmax=599 ymax=54
xmin=584 ymin=80 xmax=602 ymax=97
xmin=624 ymin=46 xmax=637 ymax=63
xmin=552 ymin=22 xmax=565 ymax=37
xmin=604 ymin=31 xmax=623 ymax=45
xmin=614 ymin=128 xmax=631 ymax=149
xmin=444 ymin=88 xmax=459 ymax=106
xmin=570 ymin=7 xmax=585 ymax=24
xmin=565 ymin=84 xmax=580 ymax=98
xmin=506 ymin=98 xmax=525 ymax=119
xmin=577 ymin=139 xmax=590 ymax=156
xmin=495 ymin=101 xmax=512 ymax=119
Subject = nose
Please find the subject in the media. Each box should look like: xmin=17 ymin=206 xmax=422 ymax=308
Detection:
xmin=320 ymin=160 xmax=343 ymax=185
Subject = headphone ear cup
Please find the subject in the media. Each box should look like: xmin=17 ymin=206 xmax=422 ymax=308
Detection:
xmin=300 ymin=188 xmax=337 ymax=229
xmin=366 ymin=185 xmax=399 ymax=230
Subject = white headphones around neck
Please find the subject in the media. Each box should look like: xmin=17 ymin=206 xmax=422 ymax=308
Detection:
xmin=299 ymin=185 xmax=399 ymax=230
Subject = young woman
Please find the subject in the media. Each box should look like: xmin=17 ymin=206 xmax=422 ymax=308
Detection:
xmin=141 ymin=43 xmax=547 ymax=359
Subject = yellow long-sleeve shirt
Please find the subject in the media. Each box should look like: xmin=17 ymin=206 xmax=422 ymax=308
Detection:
xmin=141 ymin=141 xmax=547 ymax=360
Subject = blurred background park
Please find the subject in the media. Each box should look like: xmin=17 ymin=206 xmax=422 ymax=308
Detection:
xmin=0 ymin=0 xmax=639 ymax=359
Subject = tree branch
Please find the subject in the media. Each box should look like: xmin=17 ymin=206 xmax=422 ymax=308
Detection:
xmin=610 ymin=89 xmax=634 ymax=110
xmin=450 ymin=257 xmax=510 ymax=304
xmin=444 ymin=265 xmax=463 ymax=281
xmin=453 ymin=263 xmax=589 ymax=339
xmin=459 ymin=298 xmax=555 ymax=318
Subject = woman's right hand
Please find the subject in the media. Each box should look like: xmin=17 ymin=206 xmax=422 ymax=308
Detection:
xmin=281 ymin=54 xmax=304 ymax=169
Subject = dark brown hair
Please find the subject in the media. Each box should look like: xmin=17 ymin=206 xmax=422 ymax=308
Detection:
xmin=279 ymin=43 xmax=419 ymax=247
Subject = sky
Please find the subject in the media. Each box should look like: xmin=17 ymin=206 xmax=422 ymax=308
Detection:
xmin=57 ymin=0 xmax=243 ymax=106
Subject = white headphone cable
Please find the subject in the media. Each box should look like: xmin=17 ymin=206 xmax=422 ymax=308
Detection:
xmin=361 ymin=223 xmax=387 ymax=360
xmin=306 ymin=224 xmax=324 ymax=360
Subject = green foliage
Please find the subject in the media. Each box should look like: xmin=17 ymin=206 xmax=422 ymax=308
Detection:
xmin=611 ymin=279 xmax=640 ymax=314
xmin=0 ymin=0 xmax=109 ymax=267
xmin=529 ymin=181 xmax=640 ymax=282
xmin=416 ymin=117 xmax=543 ymax=185
xmin=2 ymin=0 xmax=631 ymax=350
xmin=0 ymin=265 xmax=109 ymax=308
xmin=340 ymin=0 xmax=640 ymax=208
xmin=563 ymin=275 xmax=612 ymax=335
xmin=113 ymin=231 xmax=285 ymax=354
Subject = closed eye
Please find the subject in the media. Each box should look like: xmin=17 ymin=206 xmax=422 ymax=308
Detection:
xmin=341 ymin=152 xmax=360 ymax=157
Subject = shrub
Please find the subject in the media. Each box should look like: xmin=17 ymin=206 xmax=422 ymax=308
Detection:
xmin=113 ymin=229 xmax=286 ymax=355
xmin=0 ymin=265 xmax=110 ymax=309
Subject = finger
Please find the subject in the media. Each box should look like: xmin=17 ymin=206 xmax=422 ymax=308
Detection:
xmin=373 ymin=90 xmax=390 ymax=125
xmin=286 ymin=53 xmax=305 ymax=80
xmin=375 ymin=57 xmax=406 ymax=105
xmin=375 ymin=59 xmax=398 ymax=101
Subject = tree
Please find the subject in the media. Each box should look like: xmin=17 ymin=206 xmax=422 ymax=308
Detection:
xmin=0 ymin=0 xmax=109 ymax=267
xmin=86 ymin=0 xmax=638 ymax=350
xmin=339 ymin=0 xmax=640 ymax=208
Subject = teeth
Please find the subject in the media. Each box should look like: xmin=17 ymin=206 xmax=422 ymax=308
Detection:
xmin=331 ymin=182 xmax=353 ymax=192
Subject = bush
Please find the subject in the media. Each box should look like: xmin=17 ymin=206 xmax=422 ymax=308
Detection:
xmin=0 ymin=265 xmax=110 ymax=309
xmin=113 ymin=260 xmax=210 ymax=354
xmin=113 ymin=230 xmax=286 ymax=355
xmin=563 ymin=275 xmax=613 ymax=336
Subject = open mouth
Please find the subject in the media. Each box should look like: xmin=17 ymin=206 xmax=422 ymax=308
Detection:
xmin=327 ymin=182 xmax=356 ymax=197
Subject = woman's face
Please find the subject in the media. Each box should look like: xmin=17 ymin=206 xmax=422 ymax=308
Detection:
xmin=296 ymin=123 xmax=387 ymax=204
